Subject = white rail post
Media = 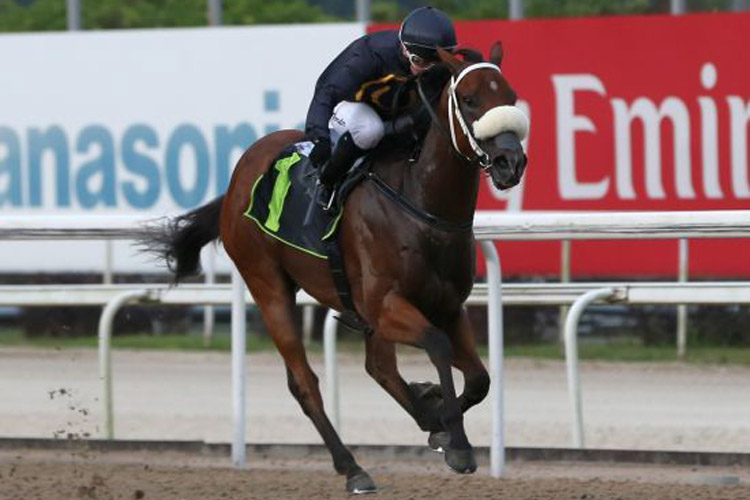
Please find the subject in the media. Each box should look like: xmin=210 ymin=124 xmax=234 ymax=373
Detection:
xmin=559 ymin=240 xmax=571 ymax=345
xmin=479 ymin=241 xmax=505 ymax=478
xmin=98 ymin=289 xmax=149 ymax=439
xmin=324 ymin=309 xmax=340 ymax=432
xmin=302 ymin=305 xmax=315 ymax=346
xmin=677 ymin=239 xmax=689 ymax=359
xmin=104 ymin=241 xmax=114 ymax=285
xmin=231 ymin=267 xmax=247 ymax=467
xmin=564 ymin=288 xmax=617 ymax=449
xmin=203 ymin=248 xmax=216 ymax=347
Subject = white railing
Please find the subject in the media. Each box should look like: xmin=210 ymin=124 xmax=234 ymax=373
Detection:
xmin=2 ymin=211 xmax=750 ymax=478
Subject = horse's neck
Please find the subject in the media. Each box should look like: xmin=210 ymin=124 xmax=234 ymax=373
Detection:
xmin=399 ymin=126 xmax=480 ymax=225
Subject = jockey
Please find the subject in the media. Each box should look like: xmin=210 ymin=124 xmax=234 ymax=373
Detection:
xmin=305 ymin=6 xmax=457 ymax=206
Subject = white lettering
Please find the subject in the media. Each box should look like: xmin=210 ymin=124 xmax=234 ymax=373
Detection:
xmin=699 ymin=63 xmax=722 ymax=198
xmin=552 ymin=74 xmax=609 ymax=200
xmin=727 ymin=96 xmax=750 ymax=198
xmin=611 ymin=97 xmax=694 ymax=199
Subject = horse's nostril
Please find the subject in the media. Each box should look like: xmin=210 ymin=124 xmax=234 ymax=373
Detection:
xmin=494 ymin=156 xmax=509 ymax=170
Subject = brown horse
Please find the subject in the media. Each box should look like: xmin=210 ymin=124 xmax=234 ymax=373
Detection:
xmin=144 ymin=44 xmax=527 ymax=494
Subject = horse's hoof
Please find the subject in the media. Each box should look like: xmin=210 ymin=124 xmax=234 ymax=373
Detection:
xmin=428 ymin=431 xmax=450 ymax=453
xmin=347 ymin=470 xmax=377 ymax=495
xmin=444 ymin=447 xmax=477 ymax=474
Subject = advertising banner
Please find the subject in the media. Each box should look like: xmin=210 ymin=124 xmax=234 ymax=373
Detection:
xmin=2 ymin=14 xmax=749 ymax=277
xmin=373 ymin=13 xmax=750 ymax=277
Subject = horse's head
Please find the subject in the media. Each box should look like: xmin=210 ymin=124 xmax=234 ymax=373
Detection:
xmin=435 ymin=43 xmax=528 ymax=190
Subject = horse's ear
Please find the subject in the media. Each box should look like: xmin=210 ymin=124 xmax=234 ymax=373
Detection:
xmin=437 ymin=47 xmax=464 ymax=75
xmin=489 ymin=41 xmax=503 ymax=68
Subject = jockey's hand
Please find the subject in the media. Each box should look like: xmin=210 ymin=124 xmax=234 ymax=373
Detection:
xmin=309 ymin=138 xmax=332 ymax=169
xmin=383 ymin=114 xmax=415 ymax=137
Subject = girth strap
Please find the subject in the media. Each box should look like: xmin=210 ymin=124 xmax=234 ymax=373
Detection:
xmin=323 ymin=231 xmax=372 ymax=334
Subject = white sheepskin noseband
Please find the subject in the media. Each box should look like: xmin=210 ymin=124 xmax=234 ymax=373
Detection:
xmin=472 ymin=106 xmax=529 ymax=142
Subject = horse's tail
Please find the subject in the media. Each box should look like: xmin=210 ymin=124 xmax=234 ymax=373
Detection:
xmin=140 ymin=195 xmax=224 ymax=284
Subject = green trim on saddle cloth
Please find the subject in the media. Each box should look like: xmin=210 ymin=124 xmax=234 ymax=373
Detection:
xmin=322 ymin=210 xmax=344 ymax=241
xmin=264 ymin=152 xmax=301 ymax=232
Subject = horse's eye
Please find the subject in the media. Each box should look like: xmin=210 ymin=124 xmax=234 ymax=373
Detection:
xmin=461 ymin=95 xmax=477 ymax=108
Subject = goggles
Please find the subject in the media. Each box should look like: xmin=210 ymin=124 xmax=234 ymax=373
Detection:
xmin=402 ymin=44 xmax=436 ymax=70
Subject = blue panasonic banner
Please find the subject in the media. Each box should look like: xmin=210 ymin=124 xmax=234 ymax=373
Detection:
xmin=0 ymin=24 xmax=365 ymax=272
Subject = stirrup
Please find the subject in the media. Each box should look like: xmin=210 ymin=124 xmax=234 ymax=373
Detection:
xmin=323 ymin=186 xmax=337 ymax=212
xmin=316 ymin=181 xmax=337 ymax=212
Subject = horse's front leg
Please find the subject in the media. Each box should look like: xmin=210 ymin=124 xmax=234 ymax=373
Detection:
xmin=375 ymin=292 xmax=477 ymax=474
xmin=364 ymin=333 xmax=444 ymax=433
xmin=449 ymin=307 xmax=491 ymax=413
xmin=427 ymin=307 xmax=490 ymax=453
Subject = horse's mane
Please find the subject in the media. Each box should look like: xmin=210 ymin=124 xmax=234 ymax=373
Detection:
xmin=454 ymin=47 xmax=485 ymax=63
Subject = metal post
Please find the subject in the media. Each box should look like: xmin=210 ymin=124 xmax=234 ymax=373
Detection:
xmin=207 ymin=0 xmax=222 ymax=26
xmin=356 ymin=0 xmax=370 ymax=22
xmin=103 ymin=241 xmax=114 ymax=285
xmin=66 ymin=0 xmax=81 ymax=31
xmin=509 ymin=0 xmax=524 ymax=20
xmin=231 ymin=267 xmax=247 ymax=467
xmin=323 ymin=310 xmax=340 ymax=432
xmin=559 ymin=240 xmax=571 ymax=345
xmin=479 ymin=241 xmax=504 ymax=478
xmin=564 ymin=288 xmax=617 ymax=449
xmin=671 ymin=0 xmax=686 ymax=14
xmin=203 ymin=248 xmax=216 ymax=347
xmin=302 ymin=305 xmax=315 ymax=346
xmin=98 ymin=290 xmax=148 ymax=439
xmin=677 ymin=239 xmax=689 ymax=359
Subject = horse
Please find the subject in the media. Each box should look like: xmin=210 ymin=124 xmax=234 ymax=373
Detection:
xmin=142 ymin=43 xmax=528 ymax=494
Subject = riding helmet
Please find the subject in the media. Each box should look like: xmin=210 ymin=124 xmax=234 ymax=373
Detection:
xmin=399 ymin=6 xmax=457 ymax=61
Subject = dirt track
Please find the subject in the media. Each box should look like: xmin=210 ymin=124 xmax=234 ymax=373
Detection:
xmin=1 ymin=448 xmax=749 ymax=500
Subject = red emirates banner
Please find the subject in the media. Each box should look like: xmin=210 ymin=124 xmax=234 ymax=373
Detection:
xmin=371 ymin=13 xmax=750 ymax=278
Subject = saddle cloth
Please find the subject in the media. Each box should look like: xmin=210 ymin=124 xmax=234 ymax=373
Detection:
xmin=243 ymin=141 xmax=362 ymax=259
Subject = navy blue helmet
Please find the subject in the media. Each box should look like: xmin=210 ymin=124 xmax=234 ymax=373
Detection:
xmin=399 ymin=6 xmax=457 ymax=62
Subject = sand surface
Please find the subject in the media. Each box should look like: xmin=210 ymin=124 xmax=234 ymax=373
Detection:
xmin=1 ymin=447 xmax=749 ymax=500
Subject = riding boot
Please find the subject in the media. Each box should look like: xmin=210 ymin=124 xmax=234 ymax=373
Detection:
xmin=317 ymin=132 xmax=363 ymax=210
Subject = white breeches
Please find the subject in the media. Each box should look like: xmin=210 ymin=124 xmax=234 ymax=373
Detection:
xmin=329 ymin=101 xmax=385 ymax=150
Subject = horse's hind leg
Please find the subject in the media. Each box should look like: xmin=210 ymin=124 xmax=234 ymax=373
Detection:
xmin=375 ymin=292 xmax=476 ymax=474
xmin=240 ymin=265 xmax=376 ymax=494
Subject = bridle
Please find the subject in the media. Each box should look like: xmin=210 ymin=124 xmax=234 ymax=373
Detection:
xmin=448 ymin=63 xmax=502 ymax=168
xmin=417 ymin=62 xmax=503 ymax=169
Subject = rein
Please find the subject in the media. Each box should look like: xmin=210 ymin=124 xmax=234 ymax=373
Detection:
xmin=367 ymin=170 xmax=473 ymax=233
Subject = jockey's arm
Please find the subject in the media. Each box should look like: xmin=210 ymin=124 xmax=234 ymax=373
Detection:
xmin=304 ymin=41 xmax=383 ymax=143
